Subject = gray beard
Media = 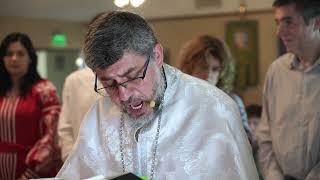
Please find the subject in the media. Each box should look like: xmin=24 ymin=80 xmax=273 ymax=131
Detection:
xmin=124 ymin=68 xmax=166 ymax=130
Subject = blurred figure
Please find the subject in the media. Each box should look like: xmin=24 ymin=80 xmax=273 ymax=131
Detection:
xmin=58 ymin=13 xmax=104 ymax=161
xmin=58 ymin=67 xmax=100 ymax=161
xmin=246 ymin=104 xmax=262 ymax=154
xmin=246 ymin=104 xmax=263 ymax=180
xmin=179 ymin=34 xmax=252 ymax=140
xmin=256 ymin=0 xmax=320 ymax=180
xmin=0 ymin=32 xmax=62 ymax=179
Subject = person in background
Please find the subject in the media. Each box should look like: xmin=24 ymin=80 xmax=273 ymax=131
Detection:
xmin=256 ymin=0 xmax=320 ymax=180
xmin=58 ymin=13 xmax=105 ymax=161
xmin=246 ymin=104 xmax=262 ymax=154
xmin=246 ymin=104 xmax=263 ymax=180
xmin=56 ymin=11 xmax=258 ymax=179
xmin=178 ymin=34 xmax=253 ymax=142
xmin=58 ymin=66 xmax=100 ymax=161
xmin=0 ymin=32 xmax=62 ymax=179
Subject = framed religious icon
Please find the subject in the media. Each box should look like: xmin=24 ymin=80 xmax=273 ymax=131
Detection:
xmin=225 ymin=20 xmax=259 ymax=90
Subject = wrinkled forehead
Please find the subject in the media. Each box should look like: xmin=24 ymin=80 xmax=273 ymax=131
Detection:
xmin=95 ymin=52 xmax=146 ymax=77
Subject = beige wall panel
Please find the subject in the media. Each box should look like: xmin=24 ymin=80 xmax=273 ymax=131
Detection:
xmin=0 ymin=16 xmax=86 ymax=49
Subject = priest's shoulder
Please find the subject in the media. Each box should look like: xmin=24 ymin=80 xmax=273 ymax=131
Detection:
xmin=179 ymin=73 xmax=234 ymax=104
xmin=77 ymin=97 xmax=112 ymax=134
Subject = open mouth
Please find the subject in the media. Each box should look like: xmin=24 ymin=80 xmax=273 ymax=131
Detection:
xmin=130 ymin=101 xmax=143 ymax=110
xmin=122 ymin=97 xmax=152 ymax=117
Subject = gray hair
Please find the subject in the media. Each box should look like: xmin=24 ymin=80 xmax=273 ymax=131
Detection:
xmin=84 ymin=11 xmax=158 ymax=70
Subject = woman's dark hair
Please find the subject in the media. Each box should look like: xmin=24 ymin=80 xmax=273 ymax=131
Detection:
xmin=246 ymin=104 xmax=262 ymax=118
xmin=0 ymin=32 xmax=42 ymax=96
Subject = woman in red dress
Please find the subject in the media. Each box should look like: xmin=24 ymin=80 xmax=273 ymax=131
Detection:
xmin=0 ymin=32 xmax=62 ymax=179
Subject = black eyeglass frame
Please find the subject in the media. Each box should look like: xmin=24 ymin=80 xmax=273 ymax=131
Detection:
xmin=94 ymin=55 xmax=151 ymax=96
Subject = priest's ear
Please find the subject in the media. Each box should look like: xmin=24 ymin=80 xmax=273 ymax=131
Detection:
xmin=153 ymin=43 xmax=164 ymax=67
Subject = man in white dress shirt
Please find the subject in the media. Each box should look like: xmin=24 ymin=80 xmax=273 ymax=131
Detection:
xmin=256 ymin=0 xmax=320 ymax=180
xmin=58 ymin=67 xmax=100 ymax=161
xmin=57 ymin=11 xmax=258 ymax=180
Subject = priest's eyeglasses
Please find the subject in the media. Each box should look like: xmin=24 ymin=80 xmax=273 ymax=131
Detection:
xmin=94 ymin=55 xmax=150 ymax=96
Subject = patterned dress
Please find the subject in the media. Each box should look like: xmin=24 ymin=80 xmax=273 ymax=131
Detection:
xmin=0 ymin=79 xmax=61 ymax=179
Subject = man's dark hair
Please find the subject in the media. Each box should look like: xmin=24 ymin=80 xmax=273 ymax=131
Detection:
xmin=273 ymin=0 xmax=320 ymax=24
xmin=0 ymin=32 xmax=42 ymax=96
xmin=84 ymin=11 xmax=158 ymax=70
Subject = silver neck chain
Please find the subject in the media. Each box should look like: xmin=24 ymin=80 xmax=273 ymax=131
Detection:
xmin=119 ymin=67 xmax=166 ymax=180
xmin=119 ymin=111 xmax=162 ymax=180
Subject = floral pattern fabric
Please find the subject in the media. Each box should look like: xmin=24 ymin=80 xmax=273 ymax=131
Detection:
xmin=0 ymin=79 xmax=62 ymax=180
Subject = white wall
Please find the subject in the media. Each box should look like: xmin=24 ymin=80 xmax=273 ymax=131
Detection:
xmin=37 ymin=51 xmax=48 ymax=78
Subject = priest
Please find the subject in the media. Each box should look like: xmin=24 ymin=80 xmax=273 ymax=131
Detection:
xmin=57 ymin=11 xmax=259 ymax=180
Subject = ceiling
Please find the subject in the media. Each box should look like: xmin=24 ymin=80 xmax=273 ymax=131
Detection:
xmin=0 ymin=0 xmax=273 ymax=22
